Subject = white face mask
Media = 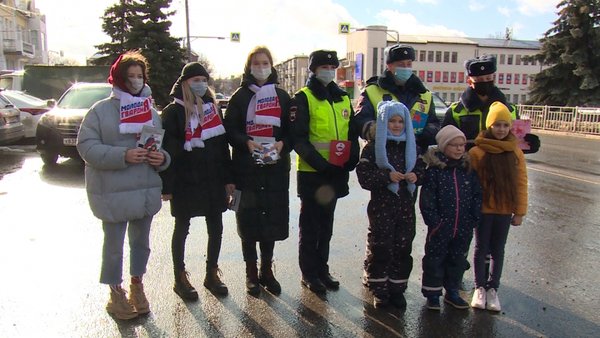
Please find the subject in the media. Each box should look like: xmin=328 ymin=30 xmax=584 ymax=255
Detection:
xmin=251 ymin=66 xmax=272 ymax=81
xmin=128 ymin=77 xmax=144 ymax=93
xmin=189 ymin=82 xmax=208 ymax=97
xmin=316 ymin=69 xmax=336 ymax=85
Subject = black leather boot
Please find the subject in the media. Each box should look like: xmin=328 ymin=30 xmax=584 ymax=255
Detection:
xmin=259 ymin=260 xmax=281 ymax=295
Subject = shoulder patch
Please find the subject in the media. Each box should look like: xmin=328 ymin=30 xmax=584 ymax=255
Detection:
xmin=289 ymin=106 xmax=297 ymax=122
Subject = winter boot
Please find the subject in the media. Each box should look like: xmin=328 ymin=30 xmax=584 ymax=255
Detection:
xmin=245 ymin=261 xmax=260 ymax=296
xmin=106 ymin=287 xmax=138 ymax=320
xmin=173 ymin=270 xmax=199 ymax=301
xmin=259 ymin=260 xmax=281 ymax=295
xmin=203 ymin=265 xmax=228 ymax=296
xmin=129 ymin=282 xmax=150 ymax=314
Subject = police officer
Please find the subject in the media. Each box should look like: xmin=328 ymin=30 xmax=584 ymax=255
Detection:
xmin=442 ymin=54 xmax=540 ymax=152
xmin=291 ymin=50 xmax=360 ymax=293
xmin=355 ymin=44 xmax=440 ymax=151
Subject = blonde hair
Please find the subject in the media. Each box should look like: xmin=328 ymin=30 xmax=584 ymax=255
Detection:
xmin=180 ymin=80 xmax=216 ymax=127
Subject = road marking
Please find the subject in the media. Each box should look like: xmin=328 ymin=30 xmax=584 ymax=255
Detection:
xmin=496 ymin=315 xmax=548 ymax=337
xmin=528 ymin=166 xmax=600 ymax=185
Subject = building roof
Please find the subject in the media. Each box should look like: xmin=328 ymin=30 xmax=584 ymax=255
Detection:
xmin=391 ymin=35 xmax=541 ymax=50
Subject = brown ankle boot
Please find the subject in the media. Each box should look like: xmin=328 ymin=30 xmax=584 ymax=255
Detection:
xmin=173 ymin=270 xmax=199 ymax=301
xmin=245 ymin=261 xmax=260 ymax=295
xmin=106 ymin=287 xmax=138 ymax=320
xmin=259 ymin=260 xmax=281 ymax=295
xmin=203 ymin=266 xmax=228 ymax=296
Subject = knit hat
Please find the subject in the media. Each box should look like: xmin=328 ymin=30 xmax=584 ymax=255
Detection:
xmin=436 ymin=125 xmax=466 ymax=152
xmin=465 ymin=55 xmax=497 ymax=76
xmin=375 ymin=101 xmax=416 ymax=195
xmin=486 ymin=101 xmax=512 ymax=128
xmin=385 ymin=44 xmax=415 ymax=64
xmin=308 ymin=50 xmax=339 ymax=72
xmin=180 ymin=62 xmax=210 ymax=82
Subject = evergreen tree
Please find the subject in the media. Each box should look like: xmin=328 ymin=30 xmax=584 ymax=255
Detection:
xmin=93 ymin=0 xmax=135 ymax=66
xmin=95 ymin=0 xmax=185 ymax=108
xmin=527 ymin=0 xmax=600 ymax=106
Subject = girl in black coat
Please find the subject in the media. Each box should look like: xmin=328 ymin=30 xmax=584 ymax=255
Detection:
xmin=223 ymin=46 xmax=292 ymax=295
xmin=160 ymin=62 xmax=234 ymax=300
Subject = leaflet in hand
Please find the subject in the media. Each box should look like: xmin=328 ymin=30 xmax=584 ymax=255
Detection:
xmin=251 ymin=136 xmax=279 ymax=165
xmin=511 ymin=119 xmax=531 ymax=151
xmin=138 ymin=125 xmax=165 ymax=151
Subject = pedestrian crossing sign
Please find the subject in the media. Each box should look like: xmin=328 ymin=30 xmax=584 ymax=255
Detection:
xmin=339 ymin=23 xmax=350 ymax=34
xmin=230 ymin=32 xmax=240 ymax=42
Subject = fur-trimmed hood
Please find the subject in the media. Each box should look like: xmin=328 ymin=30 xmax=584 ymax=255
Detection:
xmin=423 ymin=147 xmax=471 ymax=170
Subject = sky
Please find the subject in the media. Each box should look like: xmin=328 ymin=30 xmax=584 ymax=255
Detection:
xmin=33 ymin=0 xmax=562 ymax=78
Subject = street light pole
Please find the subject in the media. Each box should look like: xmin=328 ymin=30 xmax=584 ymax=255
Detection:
xmin=185 ymin=0 xmax=191 ymax=61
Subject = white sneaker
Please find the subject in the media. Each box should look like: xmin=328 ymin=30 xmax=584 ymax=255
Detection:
xmin=486 ymin=288 xmax=501 ymax=312
xmin=470 ymin=287 xmax=486 ymax=309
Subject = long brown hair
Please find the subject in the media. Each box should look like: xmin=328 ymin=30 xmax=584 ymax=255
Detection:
xmin=243 ymin=46 xmax=274 ymax=75
xmin=480 ymin=130 xmax=519 ymax=210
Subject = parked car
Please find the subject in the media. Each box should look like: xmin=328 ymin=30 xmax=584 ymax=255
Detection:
xmin=36 ymin=83 xmax=112 ymax=165
xmin=215 ymin=92 xmax=229 ymax=109
xmin=0 ymin=93 xmax=24 ymax=145
xmin=432 ymin=91 xmax=449 ymax=121
xmin=1 ymin=90 xmax=54 ymax=138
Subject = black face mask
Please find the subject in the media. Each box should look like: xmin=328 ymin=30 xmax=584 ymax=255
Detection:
xmin=472 ymin=81 xmax=494 ymax=96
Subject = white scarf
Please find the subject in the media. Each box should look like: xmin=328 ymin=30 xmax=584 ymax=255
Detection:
xmin=112 ymin=87 xmax=154 ymax=134
xmin=247 ymin=84 xmax=281 ymax=127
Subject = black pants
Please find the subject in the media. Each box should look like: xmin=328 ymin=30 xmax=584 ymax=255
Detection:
xmin=298 ymin=194 xmax=337 ymax=279
xmin=172 ymin=213 xmax=223 ymax=274
xmin=241 ymin=240 xmax=275 ymax=262
xmin=474 ymin=214 xmax=512 ymax=289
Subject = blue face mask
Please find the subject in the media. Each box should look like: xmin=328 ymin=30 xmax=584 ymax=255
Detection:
xmin=394 ymin=67 xmax=413 ymax=84
xmin=189 ymin=81 xmax=208 ymax=97
xmin=316 ymin=69 xmax=336 ymax=85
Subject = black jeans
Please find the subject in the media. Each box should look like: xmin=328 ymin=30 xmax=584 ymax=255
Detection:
xmin=172 ymin=213 xmax=223 ymax=274
xmin=473 ymin=214 xmax=512 ymax=289
xmin=241 ymin=240 xmax=275 ymax=262
xmin=298 ymin=194 xmax=337 ymax=279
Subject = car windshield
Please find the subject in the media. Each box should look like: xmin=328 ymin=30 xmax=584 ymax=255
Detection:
xmin=3 ymin=91 xmax=46 ymax=106
xmin=58 ymin=86 xmax=111 ymax=109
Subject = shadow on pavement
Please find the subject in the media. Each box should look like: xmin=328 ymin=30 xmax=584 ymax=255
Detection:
xmin=39 ymin=158 xmax=85 ymax=188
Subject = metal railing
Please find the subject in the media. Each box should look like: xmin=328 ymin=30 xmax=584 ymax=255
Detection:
xmin=518 ymin=105 xmax=600 ymax=135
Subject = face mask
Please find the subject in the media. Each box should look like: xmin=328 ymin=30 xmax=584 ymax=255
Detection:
xmin=189 ymin=82 xmax=208 ymax=97
xmin=128 ymin=77 xmax=144 ymax=93
xmin=251 ymin=66 xmax=272 ymax=81
xmin=394 ymin=67 xmax=412 ymax=84
xmin=316 ymin=69 xmax=336 ymax=85
xmin=473 ymin=81 xmax=494 ymax=96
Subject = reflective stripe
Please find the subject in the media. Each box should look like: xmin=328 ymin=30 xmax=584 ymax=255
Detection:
xmin=311 ymin=141 xmax=329 ymax=150
xmin=422 ymin=285 xmax=444 ymax=291
xmin=365 ymin=276 xmax=389 ymax=283
xmin=388 ymin=278 xmax=409 ymax=284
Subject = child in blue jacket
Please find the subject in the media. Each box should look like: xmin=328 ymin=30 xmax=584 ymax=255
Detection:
xmin=419 ymin=125 xmax=482 ymax=310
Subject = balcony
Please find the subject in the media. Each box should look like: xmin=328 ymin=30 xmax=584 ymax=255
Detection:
xmin=3 ymin=38 xmax=36 ymax=58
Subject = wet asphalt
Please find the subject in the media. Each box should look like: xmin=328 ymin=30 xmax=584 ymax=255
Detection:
xmin=0 ymin=131 xmax=599 ymax=337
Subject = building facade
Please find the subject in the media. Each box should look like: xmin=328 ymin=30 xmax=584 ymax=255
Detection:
xmin=344 ymin=26 xmax=542 ymax=105
xmin=274 ymin=55 xmax=309 ymax=96
xmin=0 ymin=0 xmax=47 ymax=71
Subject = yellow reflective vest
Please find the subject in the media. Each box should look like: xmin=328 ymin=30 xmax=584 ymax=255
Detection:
xmin=449 ymin=102 xmax=517 ymax=129
xmin=297 ymin=87 xmax=352 ymax=172
xmin=365 ymin=85 xmax=432 ymax=135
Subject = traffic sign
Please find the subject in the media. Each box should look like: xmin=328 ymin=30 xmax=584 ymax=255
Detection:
xmin=339 ymin=23 xmax=350 ymax=34
xmin=230 ymin=32 xmax=240 ymax=42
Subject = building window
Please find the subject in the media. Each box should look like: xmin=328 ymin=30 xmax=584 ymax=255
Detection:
xmin=380 ymin=48 xmax=385 ymax=74
xmin=531 ymin=59 xmax=537 ymax=66
xmin=427 ymin=71 xmax=433 ymax=82
xmin=521 ymin=94 xmax=527 ymax=103
xmin=513 ymin=94 xmax=519 ymax=103
xmin=499 ymin=54 xmax=505 ymax=65
xmin=442 ymin=71 xmax=449 ymax=83
xmin=435 ymin=51 xmax=442 ymax=63
xmin=435 ymin=71 xmax=441 ymax=82
xmin=506 ymin=73 xmax=512 ymax=84
xmin=372 ymin=47 xmax=378 ymax=77
xmin=443 ymin=51 xmax=450 ymax=63
xmin=451 ymin=52 xmax=458 ymax=63
xmin=514 ymin=73 xmax=520 ymax=84
xmin=523 ymin=57 xmax=529 ymax=66
xmin=507 ymin=55 xmax=513 ymax=65
xmin=442 ymin=92 xmax=448 ymax=101
xmin=450 ymin=72 xmax=456 ymax=83
xmin=516 ymin=55 xmax=522 ymax=65
xmin=450 ymin=92 xmax=456 ymax=102
xmin=419 ymin=50 xmax=426 ymax=62
xmin=419 ymin=70 xmax=425 ymax=81
xmin=522 ymin=74 xmax=528 ymax=85
xmin=498 ymin=73 xmax=504 ymax=84
xmin=458 ymin=72 xmax=465 ymax=83
xmin=427 ymin=51 xmax=434 ymax=62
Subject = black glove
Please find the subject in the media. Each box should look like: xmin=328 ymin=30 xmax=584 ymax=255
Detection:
xmin=523 ymin=133 xmax=540 ymax=154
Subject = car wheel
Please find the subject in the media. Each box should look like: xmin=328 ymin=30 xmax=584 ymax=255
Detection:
xmin=40 ymin=152 xmax=58 ymax=166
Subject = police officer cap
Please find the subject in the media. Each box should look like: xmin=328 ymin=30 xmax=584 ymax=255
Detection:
xmin=465 ymin=55 xmax=497 ymax=76
xmin=385 ymin=44 xmax=415 ymax=64
xmin=308 ymin=50 xmax=339 ymax=72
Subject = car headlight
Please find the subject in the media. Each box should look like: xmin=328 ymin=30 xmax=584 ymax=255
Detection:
xmin=39 ymin=113 xmax=56 ymax=126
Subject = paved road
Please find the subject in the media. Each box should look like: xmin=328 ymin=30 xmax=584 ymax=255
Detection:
xmin=0 ymin=132 xmax=599 ymax=337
